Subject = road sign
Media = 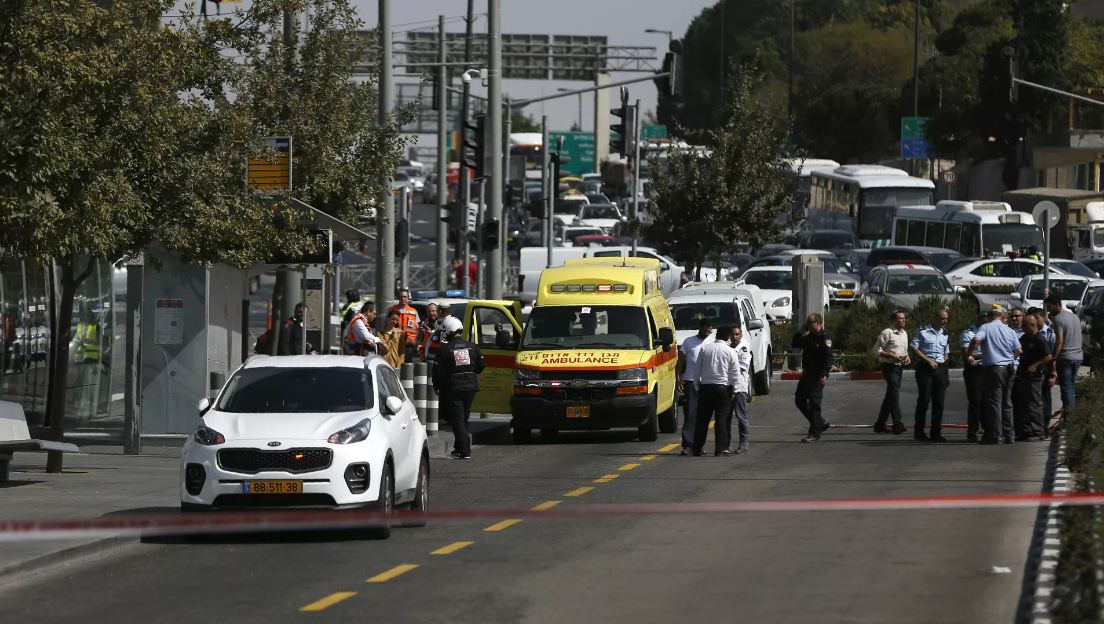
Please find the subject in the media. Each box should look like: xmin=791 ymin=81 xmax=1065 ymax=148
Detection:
xmin=900 ymin=116 xmax=931 ymax=159
xmin=1032 ymin=200 xmax=1061 ymax=229
xmin=247 ymin=136 xmax=292 ymax=191
xmin=941 ymin=170 xmax=957 ymax=184
xmin=641 ymin=124 xmax=668 ymax=140
xmin=549 ymin=131 xmax=595 ymax=177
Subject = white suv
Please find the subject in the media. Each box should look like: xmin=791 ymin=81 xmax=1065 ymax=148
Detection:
xmin=180 ymin=355 xmax=429 ymax=539
xmin=667 ymin=283 xmax=774 ymax=395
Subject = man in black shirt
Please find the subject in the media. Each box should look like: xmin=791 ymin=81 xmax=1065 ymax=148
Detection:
xmin=791 ymin=313 xmax=833 ymax=443
xmin=1015 ymin=314 xmax=1053 ymax=441
xmin=432 ymin=316 xmax=486 ymax=459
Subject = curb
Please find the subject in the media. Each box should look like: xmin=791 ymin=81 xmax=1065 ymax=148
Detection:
xmin=1019 ymin=431 xmax=1066 ymax=623
xmin=0 ymin=535 xmax=138 ymax=589
xmin=776 ymin=369 xmax=966 ymax=381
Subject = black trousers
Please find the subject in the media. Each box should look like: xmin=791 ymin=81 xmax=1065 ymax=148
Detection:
xmin=963 ymin=365 xmax=983 ymax=436
xmin=1015 ymin=373 xmax=1045 ymax=437
xmin=693 ymin=384 xmax=733 ymax=454
xmin=794 ymin=377 xmax=825 ymax=438
xmin=875 ymin=364 xmax=904 ymax=428
xmin=441 ymin=391 xmax=475 ymax=457
xmin=982 ymin=365 xmax=1014 ymax=440
xmin=914 ymin=363 xmax=949 ymax=435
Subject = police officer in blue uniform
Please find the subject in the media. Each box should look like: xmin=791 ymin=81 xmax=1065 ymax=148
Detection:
xmin=910 ymin=308 xmax=951 ymax=442
xmin=970 ymin=306 xmax=1023 ymax=445
xmin=791 ymin=313 xmax=833 ymax=443
xmin=960 ymin=312 xmax=986 ymax=442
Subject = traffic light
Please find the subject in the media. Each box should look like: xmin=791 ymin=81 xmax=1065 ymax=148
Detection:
xmin=395 ymin=219 xmax=409 ymax=257
xmin=463 ymin=113 xmax=486 ymax=179
xmin=609 ymin=87 xmax=632 ymax=157
xmin=481 ymin=218 xmax=499 ymax=251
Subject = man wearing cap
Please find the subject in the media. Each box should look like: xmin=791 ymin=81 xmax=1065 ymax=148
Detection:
xmin=432 ymin=316 xmax=485 ymax=459
xmin=960 ymin=311 xmax=987 ymax=442
xmin=910 ymin=308 xmax=950 ymax=442
xmin=970 ymin=306 xmax=1022 ymax=444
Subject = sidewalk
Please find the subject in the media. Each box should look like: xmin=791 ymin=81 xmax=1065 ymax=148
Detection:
xmin=0 ymin=418 xmax=511 ymax=587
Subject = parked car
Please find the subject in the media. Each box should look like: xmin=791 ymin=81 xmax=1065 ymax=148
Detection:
xmin=736 ymin=266 xmax=829 ymax=324
xmin=573 ymin=234 xmax=618 ymax=247
xmin=1011 ymin=274 xmax=1091 ymax=312
xmin=1049 ymin=259 xmax=1099 ymax=279
xmin=561 ymin=226 xmax=605 ymax=246
xmin=1082 ymin=258 xmax=1104 ymax=278
xmin=396 ymin=166 xmax=425 ymax=193
xmin=775 ymin=249 xmax=860 ymax=306
xmin=944 ymin=258 xmax=1067 ymax=309
xmin=522 ymin=220 xmax=563 ymax=247
xmin=841 ymin=248 xmax=871 ymax=275
xmin=859 ymin=246 xmax=964 ymax=282
xmin=552 ymin=193 xmax=589 ymax=226
xmin=667 ymin=282 xmax=774 ymax=395
xmin=860 ymin=264 xmax=956 ymax=309
xmin=754 ymin=243 xmax=795 ymax=258
xmin=584 ymin=192 xmax=611 ymax=205
xmin=795 ymin=229 xmax=862 ymax=258
xmin=578 ymin=203 xmax=624 ymax=232
xmin=180 ymin=355 xmax=429 ymax=540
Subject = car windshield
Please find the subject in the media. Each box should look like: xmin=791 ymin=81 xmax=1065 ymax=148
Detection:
xmin=521 ymin=305 xmax=650 ymax=350
xmin=670 ymin=303 xmax=741 ymax=330
xmin=1027 ymin=279 xmax=1087 ymax=301
xmin=1053 ymin=261 xmax=1098 ymax=279
xmin=743 ymin=271 xmax=793 ymax=290
xmin=981 ymin=224 xmax=1044 ymax=255
xmin=216 ymin=367 xmax=371 ymax=413
xmin=1095 ymin=229 xmax=1104 ymax=247
xmin=583 ymin=205 xmax=620 ymax=219
xmin=554 ymin=199 xmax=584 ymax=214
xmin=808 ymin=232 xmax=856 ymax=249
xmin=821 ymin=258 xmax=850 ymax=274
xmin=886 ymin=273 xmax=952 ymax=295
xmin=393 ymin=172 xmax=409 ymax=181
xmin=923 ymin=251 xmax=964 ymax=272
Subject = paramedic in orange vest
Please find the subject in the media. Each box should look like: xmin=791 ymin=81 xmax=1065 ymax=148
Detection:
xmin=388 ymin=289 xmax=421 ymax=362
xmin=345 ymin=303 xmax=388 ymax=357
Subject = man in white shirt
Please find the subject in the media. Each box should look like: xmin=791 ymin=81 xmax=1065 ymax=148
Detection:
xmin=677 ymin=319 xmax=712 ymax=454
xmin=873 ymin=309 xmax=911 ymax=434
xmin=730 ymin=326 xmax=753 ymax=453
xmin=691 ymin=325 xmax=739 ymax=457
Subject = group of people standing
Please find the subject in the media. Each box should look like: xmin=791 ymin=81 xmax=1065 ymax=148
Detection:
xmin=677 ymin=319 xmax=753 ymax=456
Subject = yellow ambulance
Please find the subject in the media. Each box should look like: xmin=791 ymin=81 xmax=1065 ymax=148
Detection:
xmin=507 ymin=257 xmax=677 ymax=443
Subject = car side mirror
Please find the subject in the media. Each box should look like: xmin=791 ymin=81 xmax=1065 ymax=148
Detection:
xmin=385 ymin=396 xmax=404 ymax=415
xmin=1010 ymin=292 xmax=1022 ymax=301
xmin=869 ymin=285 xmax=882 ymax=294
xmin=197 ymin=397 xmax=211 ymax=415
xmin=658 ymin=327 xmax=675 ymax=351
xmin=659 ymin=262 xmax=670 ymax=272
xmin=954 ymin=285 xmax=967 ymax=295
xmin=747 ymin=319 xmax=764 ymax=330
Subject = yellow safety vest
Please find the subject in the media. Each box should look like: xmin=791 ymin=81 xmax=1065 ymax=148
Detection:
xmin=77 ymin=322 xmax=100 ymax=362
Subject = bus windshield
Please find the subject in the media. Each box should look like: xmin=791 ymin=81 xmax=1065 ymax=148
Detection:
xmin=521 ymin=306 xmax=650 ymax=350
xmin=981 ymin=224 xmax=1044 ymax=254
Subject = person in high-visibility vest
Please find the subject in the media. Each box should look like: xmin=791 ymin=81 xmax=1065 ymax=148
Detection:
xmin=340 ymin=289 xmax=361 ymax=332
xmin=387 ymin=289 xmax=420 ymax=362
xmin=75 ymin=313 xmax=101 ymax=364
xmin=345 ymin=303 xmax=387 ymax=357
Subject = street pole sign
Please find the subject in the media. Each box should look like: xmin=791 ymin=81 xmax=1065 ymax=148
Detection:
xmin=640 ymin=124 xmax=667 ymax=140
xmin=247 ymin=136 xmax=292 ymax=191
xmin=549 ymin=131 xmax=595 ymax=176
xmin=900 ymin=116 xmax=931 ymax=160
xmin=1033 ymin=200 xmax=1060 ymax=297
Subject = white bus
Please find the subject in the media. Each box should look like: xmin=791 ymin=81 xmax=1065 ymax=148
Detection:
xmin=892 ymin=201 xmax=1044 ymax=258
xmin=808 ymin=165 xmax=935 ymax=246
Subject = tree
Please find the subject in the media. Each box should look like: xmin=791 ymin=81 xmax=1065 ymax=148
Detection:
xmin=648 ymin=69 xmax=798 ymax=275
xmin=509 ymin=108 xmax=541 ymax=133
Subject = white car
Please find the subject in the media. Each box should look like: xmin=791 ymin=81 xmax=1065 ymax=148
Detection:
xmin=736 ymin=266 xmax=829 ymax=324
xmin=667 ymin=282 xmax=774 ymax=395
xmin=944 ymin=258 xmax=1067 ymax=309
xmin=578 ymin=203 xmax=624 ymax=233
xmin=552 ymin=194 xmax=589 ymax=226
xmin=1011 ymin=274 xmax=1092 ymax=312
xmin=180 ymin=355 xmax=429 ymax=539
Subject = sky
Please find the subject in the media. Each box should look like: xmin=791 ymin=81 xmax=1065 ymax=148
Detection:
xmin=349 ymin=0 xmax=716 ymax=134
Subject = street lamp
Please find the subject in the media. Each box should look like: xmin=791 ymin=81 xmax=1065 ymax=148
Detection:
xmin=557 ymin=88 xmax=583 ymax=131
xmin=644 ymin=28 xmax=673 ymax=46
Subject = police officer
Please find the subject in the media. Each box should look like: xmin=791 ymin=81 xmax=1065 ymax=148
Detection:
xmin=340 ymin=289 xmax=361 ymax=331
xmin=960 ymin=312 xmax=986 ymax=442
xmin=791 ymin=313 xmax=833 ymax=443
xmin=432 ymin=316 xmax=485 ymax=459
xmin=970 ymin=306 xmax=1022 ymax=445
xmin=910 ymin=308 xmax=951 ymax=442
xmin=1028 ymin=307 xmax=1057 ymax=423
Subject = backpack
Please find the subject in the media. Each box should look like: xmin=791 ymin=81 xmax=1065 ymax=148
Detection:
xmin=254 ymin=329 xmax=273 ymax=354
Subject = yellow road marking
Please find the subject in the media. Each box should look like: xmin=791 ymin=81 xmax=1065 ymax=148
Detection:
xmin=594 ymin=474 xmax=619 ymax=483
xmin=300 ymin=591 xmax=357 ymax=612
xmin=366 ymin=564 xmax=419 ymax=583
xmin=564 ymin=486 xmax=594 ymax=497
xmin=432 ymin=541 xmax=474 ymax=555
xmin=484 ymin=518 xmax=522 ymax=532
xmin=531 ymin=500 xmax=561 ymax=511
xmin=640 ymin=454 xmax=657 ymax=461
xmin=618 ymin=463 xmax=640 ymax=471
xmin=658 ymin=443 xmax=680 ymax=452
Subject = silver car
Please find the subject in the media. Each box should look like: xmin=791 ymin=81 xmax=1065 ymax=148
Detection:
xmin=861 ymin=264 xmax=956 ymax=309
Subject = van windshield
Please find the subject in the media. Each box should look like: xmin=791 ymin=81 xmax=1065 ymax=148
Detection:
xmin=669 ymin=303 xmax=741 ymax=331
xmin=521 ymin=305 xmax=650 ymax=350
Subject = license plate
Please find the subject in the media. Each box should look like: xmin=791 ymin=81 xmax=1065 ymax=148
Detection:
xmin=243 ymin=480 xmax=303 ymax=494
xmin=837 ymin=289 xmax=854 ymax=297
xmin=566 ymin=405 xmax=590 ymax=418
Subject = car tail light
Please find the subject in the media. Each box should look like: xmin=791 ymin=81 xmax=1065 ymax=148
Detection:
xmin=185 ymin=463 xmax=206 ymax=495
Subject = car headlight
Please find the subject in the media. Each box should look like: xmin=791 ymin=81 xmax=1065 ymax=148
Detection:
xmin=772 ymin=296 xmax=791 ymax=307
xmin=193 ymin=424 xmax=225 ymax=446
xmin=327 ymin=418 xmax=371 ymax=445
xmin=617 ymin=367 xmax=647 ymax=382
xmin=515 ymin=368 xmax=540 ymax=381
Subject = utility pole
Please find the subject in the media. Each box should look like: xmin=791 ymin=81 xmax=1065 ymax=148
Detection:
xmin=435 ymin=15 xmax=449 ymax=290
xmin=542 ymin=116 xmax=552 ymax=268
xmin=789 ymin=0 xmax=795 ymax=120
xmin=502 ymin=99 xmax=512 ymax=292
xmin=486 ymin=0 xmax=504 ymax=299
xmin=456 ymin=0 xmax=475 ymax=274
xmin=278 ymin=7 xmax=302 ymax=331
xmin=376 ymin=0 xmax=395 ymax=320
xmin=630 ymin=99 xmax=642 ymax=257
xmin=912 ymin=0 xmax=920 ymax=177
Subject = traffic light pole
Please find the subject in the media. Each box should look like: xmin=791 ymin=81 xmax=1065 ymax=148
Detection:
xmin=376 ymin=0 xmax=395 ymax=323
xmin=476 ymin=180 xmax=486 ymax=299
xmin=631 ymin=98 xmax=642 ymax=257
xmin=486 ymin=0 xmax=503 ymax=299
xmin=542 ymin=116 xmax=552 ymax=268
xmin=458 ymin=77 xmax=472 ymax=297
xmin=435 ymin=15 xmax=448 ymax=290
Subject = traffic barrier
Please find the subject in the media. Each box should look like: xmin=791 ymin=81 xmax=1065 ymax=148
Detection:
xmin=425 ymin=363 xmax=439 ymax=434
xmin=400 ymin=362 xmax=414 ymax=402
xmin=413 ymin=362 xmax=428 ymax=426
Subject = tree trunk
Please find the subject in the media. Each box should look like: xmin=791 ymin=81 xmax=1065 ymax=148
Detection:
xmin=45 ymin=256 xmax=94 ymax=473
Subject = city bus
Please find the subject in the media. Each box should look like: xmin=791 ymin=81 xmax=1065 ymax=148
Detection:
xmin=509 ymin=132 xmax=544 ymax=181
xmin=808 ymin=165 xmax=935 ymax=247
xmin=786 ymin=158 xmax=839 ymax=222
xmin=891 ymin=201 xmax=1044 ymax=258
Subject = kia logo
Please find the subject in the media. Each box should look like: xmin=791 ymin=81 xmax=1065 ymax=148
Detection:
xmin=266 ymin=441 xmax=282 ymax=447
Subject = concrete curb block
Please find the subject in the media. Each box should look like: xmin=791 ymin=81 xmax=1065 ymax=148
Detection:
xmin=776 ymin=369 xmax=966 ymax=381
xmin=1021 ymin=431 xmax=1066 ymax=623
xmin=0 ymin=535 xmax=137 ymax=589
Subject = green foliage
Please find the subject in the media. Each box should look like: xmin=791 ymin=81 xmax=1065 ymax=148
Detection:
xmin=646 ymin=68 xmax=797 ymax=272
xmin=510 ymin=108 xmax=540 ymax=133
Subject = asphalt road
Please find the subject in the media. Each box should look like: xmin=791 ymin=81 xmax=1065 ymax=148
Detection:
xmin=0 ymin=378 xmax=1049 ymax=623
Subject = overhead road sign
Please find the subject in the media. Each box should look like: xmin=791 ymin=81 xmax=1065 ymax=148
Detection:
xmin=549 ymin=131 xmax=596 ymax=177
xmin=900 ymin=116 xmax=931 ymax=160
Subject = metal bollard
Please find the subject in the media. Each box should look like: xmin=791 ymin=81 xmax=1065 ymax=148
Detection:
xmin=425 ymin=363 xmax=439 ymax=435
xmin=413 ymin=362 xmax=428 ymax=426
xmin=400 ymin=362 xmax=414 ymax=404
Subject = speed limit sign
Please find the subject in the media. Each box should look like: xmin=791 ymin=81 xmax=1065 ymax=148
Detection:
xmin=941 ymin=170 xmax=957 ymax=184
